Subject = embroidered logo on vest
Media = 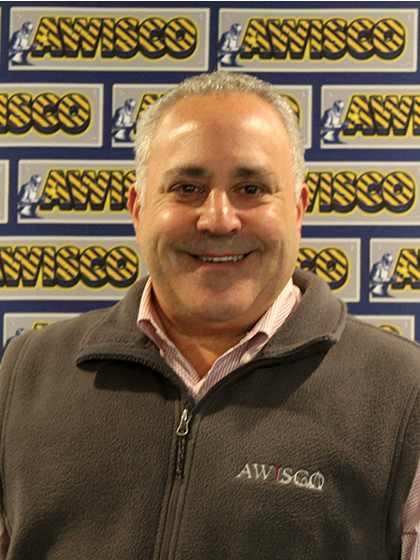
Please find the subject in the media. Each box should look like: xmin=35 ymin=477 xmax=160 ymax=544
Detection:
xmin=236 ymin=462 xmax=325 ymax=492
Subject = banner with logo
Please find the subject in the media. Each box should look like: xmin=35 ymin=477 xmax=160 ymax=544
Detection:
xmin=321 ymin=86 xmax=420 ymax=148
xmin=0 ymin=1 xmax=419 ymax=351
xmin=218 ymin=8 xmax=417 ymax=72
xmin=9 ymin=7 xmax=209 ymax=71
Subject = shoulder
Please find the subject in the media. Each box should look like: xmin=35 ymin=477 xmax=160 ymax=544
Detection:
xmin=346 ymin=314 xmax=420 ymax=356
xmin=1 ymin=306 xmax=110 ymax=371
xmin=342 ymin=314 xmax=420 ymax=388
xmin=1 ymin=277 xmax=148 ymax=371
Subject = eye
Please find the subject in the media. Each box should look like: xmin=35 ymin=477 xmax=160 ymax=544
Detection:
xmin=171 ymin=183 xmax=203 ymax=194
xmin=240 ymin=184 xmax=264 ymax=196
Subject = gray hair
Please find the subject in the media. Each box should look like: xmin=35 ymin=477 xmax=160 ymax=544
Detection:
xmin=134 ymin=71 xmax=306 ymax=202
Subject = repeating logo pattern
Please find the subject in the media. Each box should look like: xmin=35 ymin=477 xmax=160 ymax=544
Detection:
xmin=0 ymin=3 xmax=418 ymax=346
xmin=9 ymin=7 xmax=209 ymax=71
xmin=304 ymin=162 xmax=420 ymax=225
xmin=18 ymin=160 xmax=134 ymax=223
xmin=0 ymin=237 xmax=142 ymax=299
xmin=370 ymin=240 xmax=420 ymax=302
xmin=218 ymin=9 xmax=417 ymax=72
xmin=298 ymin=239 xmax=360 ymax=301
xmin=111 ymin=84 xmax=312 ymax=148
xmin=0 ymin=84 xmax=102 ymax=146
xmin=322 ymin=86 xmax=420 ymax=148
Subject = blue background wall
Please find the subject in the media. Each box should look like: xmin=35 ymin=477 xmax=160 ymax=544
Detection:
xmin=1 ymin=1 xmax=419 ymax=352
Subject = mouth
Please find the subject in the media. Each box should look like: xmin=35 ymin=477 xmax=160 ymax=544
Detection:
xmin=193 ymin=253 xmax=249 ymax=263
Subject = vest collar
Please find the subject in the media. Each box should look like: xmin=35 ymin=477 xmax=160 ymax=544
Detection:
xmin=76 ymin=269 xmax=347 ymax=368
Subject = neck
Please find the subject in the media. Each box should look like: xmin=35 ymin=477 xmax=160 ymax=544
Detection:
xmin=154 ymin=303 xmax=247 ymax=379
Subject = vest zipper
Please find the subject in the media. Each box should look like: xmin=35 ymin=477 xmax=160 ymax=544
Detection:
xmin=175 ymin=408 xmax=191 ymax=477
xmin=158 ymin=406 xmax=192 ymax=560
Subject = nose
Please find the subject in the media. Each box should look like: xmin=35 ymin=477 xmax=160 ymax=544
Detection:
xmin=196 ymin=189 xmax=242 ymax=235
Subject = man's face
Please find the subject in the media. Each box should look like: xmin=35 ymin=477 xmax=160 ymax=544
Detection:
xmin=129 ymin=92 xmax=308 ymax=334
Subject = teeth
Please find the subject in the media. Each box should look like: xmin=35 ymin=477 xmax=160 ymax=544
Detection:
xmin=196 ymin=255 xmax=245 ymax=263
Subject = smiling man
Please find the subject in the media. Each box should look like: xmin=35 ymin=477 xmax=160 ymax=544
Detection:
xmin=1 ymin=72 xmax=420 ymax=560
xmin=128 ymin=86 xmax=307 ymax=378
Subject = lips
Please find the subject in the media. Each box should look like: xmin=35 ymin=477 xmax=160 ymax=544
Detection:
xmin=194 ymin=254 xmax=247 ymax=263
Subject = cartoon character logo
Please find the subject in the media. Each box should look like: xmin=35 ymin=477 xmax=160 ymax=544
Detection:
xmin=217 ymin=23 xmax=245 ymax=67
xmin=369 ymin=253 xmax=398 ymax=297
xmin=321 ymin=100 xmax=349 ymax=144
xmin=17 ymin=175 xmax=45 ymax=219
xmin=112 ymin=99 xmax=136 ymax=142
xmin=9 ymin=22 xmax=38 ymax=66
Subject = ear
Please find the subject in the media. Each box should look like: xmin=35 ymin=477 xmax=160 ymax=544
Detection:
xmin=296 ymin=183 xmax=309 ymax=231
xmin=127 ymin=183 xmax=141 ymax=229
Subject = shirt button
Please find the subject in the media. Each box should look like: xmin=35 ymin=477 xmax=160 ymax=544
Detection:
xmin=242 ymin=352 xmax=252 ymax=364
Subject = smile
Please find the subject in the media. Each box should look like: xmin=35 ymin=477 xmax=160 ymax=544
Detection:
xmin=194 ymin=254 xmax=247 ymax=263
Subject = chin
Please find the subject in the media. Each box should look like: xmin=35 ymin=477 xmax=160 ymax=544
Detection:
xmin=194 ymin=294 xmax=256 ymax=323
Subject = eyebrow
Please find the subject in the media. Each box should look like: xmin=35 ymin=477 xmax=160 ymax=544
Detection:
xmin=162 ymin=165 xmax=278 ymax=187
xmin=233 ymin=166 xmax=276 ymax=182
xmin=163 ymin=166 xmax=211 ymax=182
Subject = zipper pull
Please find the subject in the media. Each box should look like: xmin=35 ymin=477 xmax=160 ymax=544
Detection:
xmin=175 ymin=408 xmax=191 ymax=478
xmin=176 ymin=408 xmax=191 ymax=436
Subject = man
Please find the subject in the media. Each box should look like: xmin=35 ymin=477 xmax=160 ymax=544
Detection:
xmin=1 ymin=72 xmax=420 ymax=560
xmin=370 ymin=253 xmax=399 ymax=297
xmin=17 ymin=174 xmax=45 ymax=219
xmin=217 ymin=23 xmax=245 ymax=67
xmin=321 ymin=99 xmax=349 ymax=144
xmin=8 ymin=22 xmax=37 ymax=66
xmin=112 ymin=98 xmax=137 ymax=143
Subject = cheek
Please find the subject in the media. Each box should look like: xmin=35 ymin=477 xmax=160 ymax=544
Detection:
xmin=249 ymin=206 xmax=297 ymax=245
xmin=160 ymin=207 xmax=191 ymax=230
xmin=138 ymin=206 xmax=192 ymax=248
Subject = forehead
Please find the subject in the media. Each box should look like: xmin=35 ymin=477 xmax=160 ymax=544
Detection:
xmin=144 ymin=92 xmax=295 ymax=193
xmin=152 ymin=91 xmax=289 ymax=143
xmin=143 ymin=92 xmax=297 ymax=201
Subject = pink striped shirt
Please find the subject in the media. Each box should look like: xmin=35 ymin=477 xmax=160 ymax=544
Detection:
xmin=137 ymin=278 xmax=299 ymax=401
xmin=402 ymin=461 xmax=420 ymax=560
xmin=137 ymin=278 xmax=420 ymax=559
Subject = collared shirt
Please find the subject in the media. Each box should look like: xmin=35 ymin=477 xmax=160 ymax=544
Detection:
xmin=137 ymin=278 xmax=300 ymax=401
xmin=1 ymin=281 xmax=419 ymax=558
xmin=137 ymin=278 xmax=420 ymax=560
xmin=403 ymin=462 xmax=420 ymax=560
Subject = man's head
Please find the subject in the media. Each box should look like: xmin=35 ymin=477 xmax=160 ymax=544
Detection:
xmin=333 ymin=100 xmax=345 ymax=116
xmin=124 ymin=99 xmax=136 ymax=112
xmin=230 ymin=24 xmax=242 ymax=37
xmin=134 ymin=72 xmax=305 ymax=204
xmin=31 ymin=175 xmax=41 ymax=187
xmin=129 ymin=72 xmax=308 ymax=336
xmin=382 ymin=253 xmax=394 ymax=269
xmin=22 ymin=22 xmax=33 ymax=36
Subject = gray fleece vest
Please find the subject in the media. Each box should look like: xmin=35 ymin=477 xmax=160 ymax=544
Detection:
xmin=1 ymin=270 xmax=420 ymax=560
